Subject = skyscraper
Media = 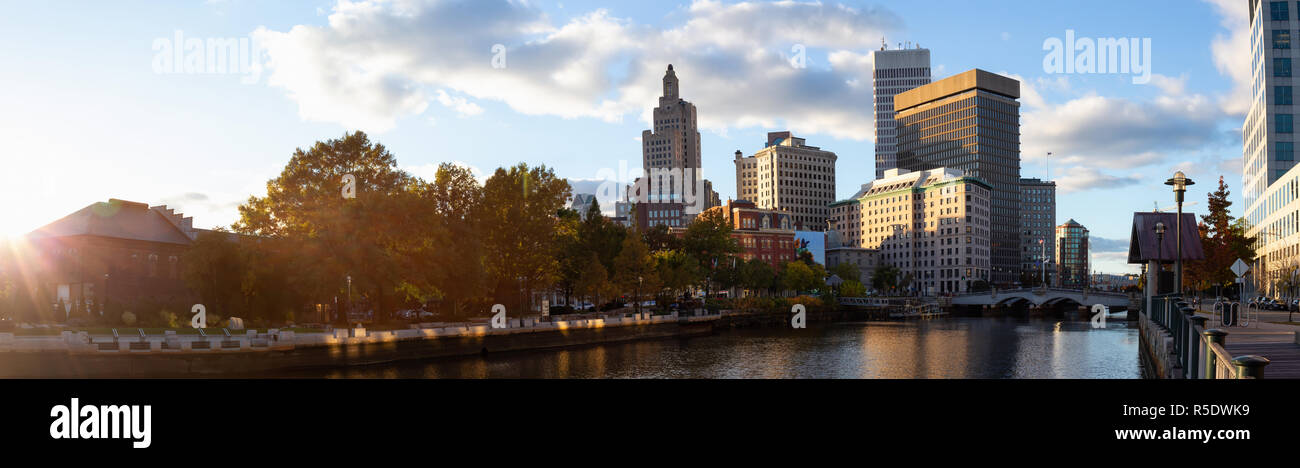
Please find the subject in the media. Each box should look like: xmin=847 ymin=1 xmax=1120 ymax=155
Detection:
xmin=894 ymin=69 xmax=1022 ymax=287
xmin=632 ymin=65 xmax=717 ymax=226
xmin=1056 ymin=219 xmax=1089 ymax=289
xmin=1020 ymin=178 xmax=1056 ymax=286
xmin=733 ymin=132 xmax=838 ymax=231
xmin=872 ymin=46 xmax=931 ymax=180
xmin=1244 ymin=0 xmax=1300 ymax=290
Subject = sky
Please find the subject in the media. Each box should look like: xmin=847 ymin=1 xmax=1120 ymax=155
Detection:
xmin=0 ymin=0 xmax=1255 ymax=275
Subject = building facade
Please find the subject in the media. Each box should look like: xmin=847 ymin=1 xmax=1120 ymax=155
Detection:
xmin=826 ymin=229 xmax=879 ymax=288
xmin=1019 ymin=178 xmax=1057 ymax=286
xmin=732 ymin=132 xmax=838 ymax=232
xmin=894 ymin=69 xmax=1022 ymax=287
xmin=1056 ymin=219 xmax=1090 ymax=289
xmin=1245 ymin=0 xmax=1300 ymax=291
xmin=873 ymin=46 xmax=932 ymax=180
xmin=12 ymin=199 xmax=208 ymax=322
xmin=633 ymin=202 xmax=689 ymax=230
xmin=700 ymin=199 xmax=797 ymax=272
xmin=637 ymin=64 xmax=716 ymax=217
xmin=570 ymin=193 xmax=597 ymax=219
xmin=829 ymin=167 xmax=993 ymax=295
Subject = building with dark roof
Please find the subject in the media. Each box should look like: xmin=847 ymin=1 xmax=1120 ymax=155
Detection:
xmin=11 ymin=199 xmax=215 ymax=322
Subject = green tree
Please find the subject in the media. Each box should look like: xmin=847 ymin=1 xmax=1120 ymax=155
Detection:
xmin=871 ymin=264 xmax=902 ymax=293
xmin=613 ymin=234 xmax=660 ymax=313
xmin=427 ymin=163 xmax=487 ymax=318
xmin=574 ymin=253 xmax=609 ymax=312
xmin=642 ymin=223 xmax=680 ymax=252
xmin=779 ymin=261 xmax=819 ymax=294
xmin=840 ymin=280 xmax=867 ymax=298
xmin=655 ymin=250 xmax=700 ymax=301
xmin=829 ymin=262 xmax=861 ymax=284
xmin=479 ymin=163 xmax=571 ymax=313
xmin=740 ymin=258 xmax=775 ymax=296
xmin=181 ymin=230 xmax=246 ymax=322
xmin=234 ymin=131 xmax=431 ymax=324
xmin=682 ymin=209 xmax=740 ymax=296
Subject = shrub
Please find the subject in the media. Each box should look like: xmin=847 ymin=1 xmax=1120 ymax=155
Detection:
xmin=120 ymin=311 xmax=137 ymax=326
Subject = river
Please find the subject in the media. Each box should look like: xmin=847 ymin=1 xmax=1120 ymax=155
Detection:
xmin=281 ymin=314 xmax=1140 ymax=379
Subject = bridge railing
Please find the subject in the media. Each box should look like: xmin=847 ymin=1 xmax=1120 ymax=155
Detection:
xmin=1144 ymin=293 xmax=1271 ymax=379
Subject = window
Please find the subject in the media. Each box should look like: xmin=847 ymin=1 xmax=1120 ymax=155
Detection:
xmin=1277 ymin=58 xmax=1293 ymax=77
xmin=1279 ymin=86 xmax=1294 ymax=105
xmin=1280 ymin=114 xmax=1295 ymax=133
xmin=1276 ymin=29 xmax=1293 ymax=49
xmin=1279 ymin=142 xmax=1295 ymax=161
xmin=1273 ymin=1 xmax=1290 ymax=21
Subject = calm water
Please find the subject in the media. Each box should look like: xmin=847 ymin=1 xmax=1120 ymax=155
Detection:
xmin=290 ymin=316 xmax=1141 ymax=379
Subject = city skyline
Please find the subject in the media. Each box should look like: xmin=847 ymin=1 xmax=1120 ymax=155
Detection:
xmin=0 ymin=0 xmax=1253 ymax=276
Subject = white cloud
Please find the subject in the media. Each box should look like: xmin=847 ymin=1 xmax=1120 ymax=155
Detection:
xmin=1020 ymin=76 xmax=1225 ymax=168
xmin=1205 ymin=0 xmax=1252 ymax=117
xmin=435 ymin=90 xmax=484 ymax=117
xmin=1054 ymin=166 xmax=1143 ymax=194
xmin=254 ymin=0 xmax=898 ymax=139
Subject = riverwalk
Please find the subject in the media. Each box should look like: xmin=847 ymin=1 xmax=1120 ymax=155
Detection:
xmin=1191 ymin=303 xmax=1300 ymax=378
xmin=0 ymin=311 xmax=721 ymax=378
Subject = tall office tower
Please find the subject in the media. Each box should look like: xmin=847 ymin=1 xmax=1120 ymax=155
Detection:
xmin=1244 ymin=0 xmax=1300 ymax=289
xmin=895 ymin=69 xmax=1022 ymax=287
xmin=1056 ymin=219 xmax=1090 ymax=289
xmin=732 ymin=132 xmax=838 ymax=231
xmin=873 ymin=46 xmax=931 ymax=180
xmin=638 ymin=64 xmax=710 ymax=218
xmin=829 ymin=167 xmax=993 ymax=295
xmin=1019 ymin=178 xmax=1057 ymax=286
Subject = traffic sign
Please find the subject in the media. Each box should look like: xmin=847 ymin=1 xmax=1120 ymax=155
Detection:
xmin=1231 ymin=259 xmax=1250 ymax=278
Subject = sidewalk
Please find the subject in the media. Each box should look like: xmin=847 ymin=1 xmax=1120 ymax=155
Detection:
xmin=1193 ymin=303 xmax=1300 ymax=344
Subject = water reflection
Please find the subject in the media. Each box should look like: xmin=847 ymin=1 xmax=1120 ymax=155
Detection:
xmin=297 ymin=316 xmax=1139 ymax=379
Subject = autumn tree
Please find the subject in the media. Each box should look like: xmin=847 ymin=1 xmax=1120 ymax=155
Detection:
xmin=234 ymin=131 xmax=433 ymax=324
xmin=574 ymin=253 xmax=609 ymax=312
xmin=612 ymin=234 xmax=660 ymax=313
xmin=1187 ymin=176 xmax=1258 ymax=295
xmin=427 ymin=163 xmax=487 ymax=318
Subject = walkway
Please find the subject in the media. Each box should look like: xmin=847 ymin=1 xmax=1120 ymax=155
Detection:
xmin=1193 ymin=303 xmax=1300 ymax=378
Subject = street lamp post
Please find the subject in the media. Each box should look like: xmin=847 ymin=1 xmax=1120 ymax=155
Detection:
xmin=1165 ymin=172 xmax=1195 ymax=297
xmin=346 ymin=275 xmax=352 ymax=324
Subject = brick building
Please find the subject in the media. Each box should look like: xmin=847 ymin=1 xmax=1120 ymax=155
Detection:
xmin=7 ymin=199 xmax=215 ymax=321
xmin=703 ymin=199 xmax=797 ymax=271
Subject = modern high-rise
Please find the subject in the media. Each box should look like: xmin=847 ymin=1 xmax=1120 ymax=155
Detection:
xmin=733 ymin=132 xmax=838 ymax=231
xmin=872 ymin=46 xmax=931 ymax=180
xmin=1056 ymin=219 xmax=1090 ymax=289
xmin=1244 ymin=0 xmax=1300 ymax=290
xmin=829 ymin=167 xmax=993 ymax=295
xmin=894 ymin=69 xmax=1022 ymax=287
xmin=1019 ymin=178 xmax=1056 ymax=286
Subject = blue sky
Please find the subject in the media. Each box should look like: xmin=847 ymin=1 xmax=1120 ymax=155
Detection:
xmin=0 ymin=0 xmax=1253 ymax=274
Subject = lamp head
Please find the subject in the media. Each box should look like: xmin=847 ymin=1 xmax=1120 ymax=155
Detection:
xmin=1154 ymin=222 xmax=1167 ymax=235
xmin=1164 ymin=171 xmax=1195 ymax=192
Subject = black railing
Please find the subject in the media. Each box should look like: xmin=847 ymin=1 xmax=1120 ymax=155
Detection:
xmin=1144 ymin=293 xmax=1271 ymax=379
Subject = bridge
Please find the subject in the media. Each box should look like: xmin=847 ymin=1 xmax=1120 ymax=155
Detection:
xmin=950 ymin=288 xmax=1132 ymax=309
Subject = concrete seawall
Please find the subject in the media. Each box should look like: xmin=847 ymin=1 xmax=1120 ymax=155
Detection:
xmin=1137 ymin=312 xmax=1180 ymax=379
xmin=0 ymin=314 xmax=718 ymax=378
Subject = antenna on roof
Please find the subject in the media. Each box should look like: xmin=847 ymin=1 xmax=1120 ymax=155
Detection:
xmin=881 ymin=37 xmax=887 ymax=50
